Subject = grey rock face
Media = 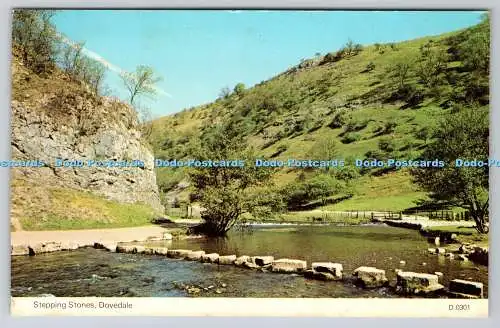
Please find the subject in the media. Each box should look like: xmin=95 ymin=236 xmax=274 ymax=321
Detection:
xmin=10 ymin=98 xmax=163 ymax=212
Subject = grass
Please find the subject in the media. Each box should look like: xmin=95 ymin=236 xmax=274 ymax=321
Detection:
xmin=12 ymin=178 xmax=160 ymax=231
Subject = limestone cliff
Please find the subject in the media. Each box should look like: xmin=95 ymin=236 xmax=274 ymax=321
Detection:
xmin=10 ymin=50 xmax=163 ymax=230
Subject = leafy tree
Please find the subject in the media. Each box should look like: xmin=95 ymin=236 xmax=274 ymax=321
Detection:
xmin=416 ymin=42 xmax=449 ymax=87
xmin=187 ymin=122 xmax=277 ymax=236
xmin=283 ymin=174 xmax=342 ymax=208
xmin=389 ymin=60 xmax=411 ymax=88
xmin=120 ymin=65 xmax=163 ymax=105
xmin=12 ymin=9 xmax=59 ymax=73
xmin=412 ymin=106 xmax=489 ymax=233
xmin=233 ymin=83 xmax=246 ymax=96
xmin=306 ymin=134 xmax=338 ymax=169
xmin=459 ymin=17 xmax=490 ymax=74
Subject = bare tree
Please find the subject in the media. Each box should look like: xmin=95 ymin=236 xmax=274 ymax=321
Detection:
xmin=120 ymin=65 xmax=163 ymax=105
xmin=135 ymin=102 xmax=154 ymax=141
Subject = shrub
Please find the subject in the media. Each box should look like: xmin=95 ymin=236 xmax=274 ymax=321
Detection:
xmin=335 ymin=165 xmax=361 ymax=181
xmin=383 ymin=120 xmax=397 ymax=134
xmin=365 ymin=62 xmax=376 ymax=72
xmin=328 ymin=111 xmax=348 ymax=129
xmin=341 ymin=132 xmax=361 ymax=144
xmin=378 ymin=136 xmax=396 ymax=153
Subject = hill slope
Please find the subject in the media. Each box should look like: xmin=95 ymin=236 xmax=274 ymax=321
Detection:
xmin=149 ymin=18 xmax=489 ymax=213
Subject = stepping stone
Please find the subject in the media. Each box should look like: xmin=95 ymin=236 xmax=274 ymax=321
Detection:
xmin=449 ymin=279 xmax=483 ymax=299
xmin=312 ymin=262 xmax=343 ymax=279
xmin=396 ymin=271 xmax=444 ymax=295
xmin=271 ymin=259 xmax=307 ymax=273
xmin=352 ymin=266 xmax=388 ymax=288
xmin=201 ymin=253 xmax=219 ymax=263
xmin=218 ymin=255 xmax=237 ymax=265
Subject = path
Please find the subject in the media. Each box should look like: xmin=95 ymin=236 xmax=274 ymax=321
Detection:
xmin=11 ymin=225 xmax=171 ymax=248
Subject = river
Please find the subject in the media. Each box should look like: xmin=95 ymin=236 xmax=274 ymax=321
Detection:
xmin=11 ymin=224 xmax=488 ymax=298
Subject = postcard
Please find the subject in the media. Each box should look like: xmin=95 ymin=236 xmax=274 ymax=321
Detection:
xmin=9 ymin=9 xmax=489 ymax=317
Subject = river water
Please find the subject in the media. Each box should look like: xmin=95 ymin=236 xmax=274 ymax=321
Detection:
xmin=11 ymin=224 xmax=488 ymax=298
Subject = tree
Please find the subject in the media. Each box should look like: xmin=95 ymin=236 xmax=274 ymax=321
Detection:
xmin=344 ymin=39 xmax=355 ymax=55
xmin=283 ymin=174 xmax=342 ymax=209
xmin=389 ymin=60 xmax=411 ymax=88
xmin=307 ymin=134 xmax=338 ymax=162
xmin=120 ymin=65 xmax=163 ymax=105
xmin=219 ymin=86 xmax=231 ymax=100
xmin=60 ymin=41 xmax=85 ymax=77
xmin=416 ymin=42 xmax=449 ymax=87
xmin=135 ymin=102 xmax=154 ymax=141
xmin=82 ymin=58 xmax=106 ymax=95
xmin=233 ymin=83 xmax=246 ymax=96
xmin=12 ymin=9 xmax=59 ymax=73
xmin=412 ymin=106 xmax=489 ymax=233
xmin=459 ymin=16 xmax=490 ymax=74
xmin=187 ymin=122 xmax=277 ymax=236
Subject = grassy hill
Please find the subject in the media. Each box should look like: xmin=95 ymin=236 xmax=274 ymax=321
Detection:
xmin=149 ymin=17 xmax=489 ymax=213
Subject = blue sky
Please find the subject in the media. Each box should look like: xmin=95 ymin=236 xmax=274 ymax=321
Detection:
xmin=52 ymin=10 xmax=485 ymax=118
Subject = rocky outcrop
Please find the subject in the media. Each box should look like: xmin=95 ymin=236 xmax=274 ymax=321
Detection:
xmin=10 ymin=57 xmax=163 ymax=227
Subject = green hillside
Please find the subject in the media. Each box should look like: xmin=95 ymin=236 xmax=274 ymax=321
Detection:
xmin=149 ymin=16 xmax=489 ymax=213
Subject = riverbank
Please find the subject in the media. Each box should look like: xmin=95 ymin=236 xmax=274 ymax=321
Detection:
xmin=10 ymin=225 xmax=174 ymax=255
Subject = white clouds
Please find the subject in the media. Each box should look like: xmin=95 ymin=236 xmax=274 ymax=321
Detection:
xmin=58 ymin=34 xmax=172 ymax=98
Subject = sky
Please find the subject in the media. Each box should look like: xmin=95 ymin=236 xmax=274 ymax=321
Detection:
xmin=52 ymin=10 xmax=486 ymax=118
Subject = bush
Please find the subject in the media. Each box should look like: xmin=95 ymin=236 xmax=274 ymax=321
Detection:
xmin=383 ymin=120 xmax=397 ymax=134
xmin=341 ymin=132 xmax=361 ymax=144
xmin=365 ymin=62 xmax=376 ymax=72
xmin=344 ymin=119 xmax=369 ymax=133
xmin=378 ymin=136 xmax=396 ymax=153
xmin=364 ymin=149 xmax=387 ymax=160
xmin=335 ymin=165 xmax=361 ymax=181
xmin=283 ymin=174 xmax=342 ymax=209
xmin=328 ymin=111 xmax=348 ymax=129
